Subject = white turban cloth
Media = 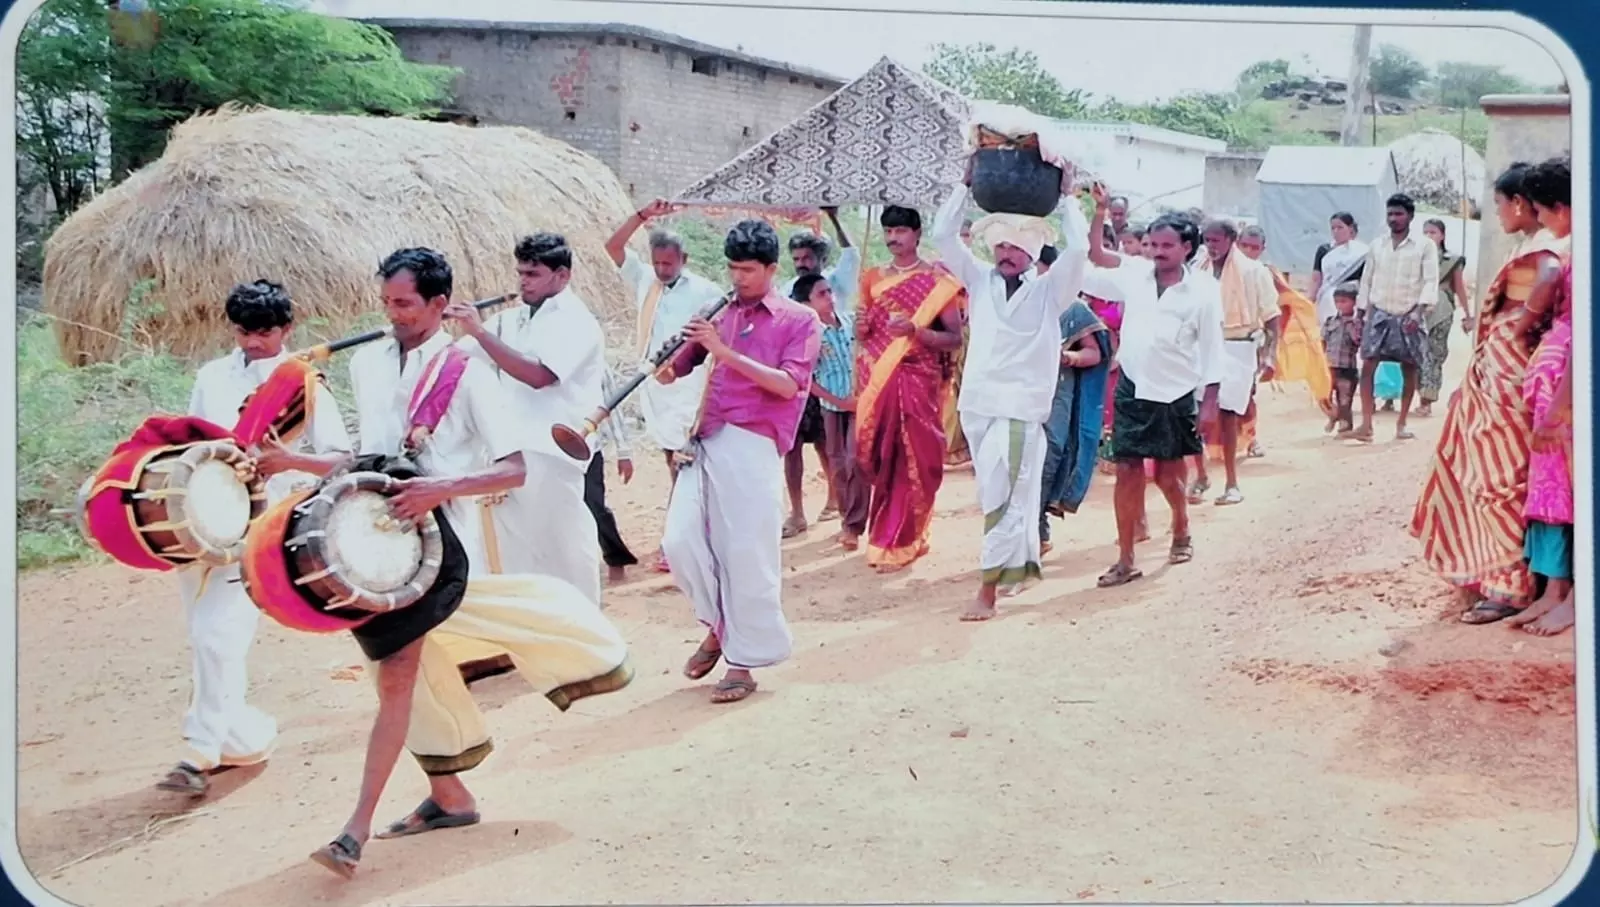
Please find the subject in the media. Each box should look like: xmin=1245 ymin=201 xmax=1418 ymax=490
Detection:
xmin=970 ymin=212 xmax=1059 ymax=263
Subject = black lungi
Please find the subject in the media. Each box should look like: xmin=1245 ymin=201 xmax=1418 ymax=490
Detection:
xmin=1110 ymin=373 xmax=1202 ymax=462
xmin=585 ymin=453 xmax=638 ymax=568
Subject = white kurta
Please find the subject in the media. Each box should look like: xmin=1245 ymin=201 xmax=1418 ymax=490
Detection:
xmin=178 ymin=348 xmax=352 ymax=770
xmin=348 ymin=329 xmax=529 ymax=578
xmin=661 ymin=425 xmax=792 ymax=670
xmin=459 ymin=294 xmax=604 ymax=607
xmin=620 ymin=250 xmax=722 ymax=452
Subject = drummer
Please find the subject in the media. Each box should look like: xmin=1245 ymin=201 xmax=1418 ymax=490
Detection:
xmin=157 ymin=279 xmax=352 ymax=797
xmin=264 ymin=247 xmax=632 ymax=879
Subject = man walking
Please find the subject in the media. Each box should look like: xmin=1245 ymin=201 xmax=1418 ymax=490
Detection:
xmin=1344 ymin=193 xmax=1438 ymax=442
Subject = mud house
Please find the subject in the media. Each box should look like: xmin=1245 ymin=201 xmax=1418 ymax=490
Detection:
xmin=363 ymin=19 xmax=845 ymax=203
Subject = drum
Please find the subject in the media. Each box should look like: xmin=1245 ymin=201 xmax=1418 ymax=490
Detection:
xmin=234 ymin=357 xmax=321 ymax=447
xmin=78 ymin=438 xmax=266 ymax=569
xmin=240 ymin=471 xmax=445 ymax=633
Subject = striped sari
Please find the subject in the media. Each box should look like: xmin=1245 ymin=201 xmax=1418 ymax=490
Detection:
xmin=1409 ymin=230 xmax=1569 ymax=604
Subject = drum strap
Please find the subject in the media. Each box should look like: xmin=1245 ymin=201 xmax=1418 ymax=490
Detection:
xmin=403 ymin=346 xmax=472 ymax=455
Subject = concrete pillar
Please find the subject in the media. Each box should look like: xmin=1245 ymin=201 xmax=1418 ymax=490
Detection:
xmin=1474 ymin=94 xmax=1571 ymax=297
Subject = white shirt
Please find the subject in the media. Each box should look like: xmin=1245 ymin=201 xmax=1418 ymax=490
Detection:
xmin=1114 ymin=258 xmax=1228 ymax=405
xmin=188 ymin=348 xmax=351 ymax=502
xmin=588 ymin=366 xmax=633 ymax=460
xmin=462 ymin=289 xmax=606 ymax=470
xmin=932 ymin=184 xmax=1090 ymax=423
xmin=620 ymin=250 xmax=725 ymax=357
xmin=348 ymin=328 xmax=531 ymax=573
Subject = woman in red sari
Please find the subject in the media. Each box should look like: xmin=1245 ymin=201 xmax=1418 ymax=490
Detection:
xmin=856 ymin=206 xmax=966 ymax=573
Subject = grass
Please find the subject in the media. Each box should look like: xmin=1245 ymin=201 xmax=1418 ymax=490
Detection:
xmin=1246 ymin=97 xmax=1489 ymax=154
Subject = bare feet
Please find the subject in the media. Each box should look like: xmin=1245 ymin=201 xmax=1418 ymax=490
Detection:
xmin=1507 ymin=586 xmax=1574 ymax=636
xmin=1525 ymin=599 xmax=1575 ymax=636
xmin=962 ymin=585 xmax=999 ymax=621
xmin=1136 ymin=516 xmax=1151 ymax=542
xmin=838 ymin=531 xmax=860 ymax=551
xmin=1338 ymin=426 xmax=1374 ymax=443
xmin=607 ymin=565 xmax=626 ymax=585
xmin=1395 ymin=424 xmax=1415 ymax=441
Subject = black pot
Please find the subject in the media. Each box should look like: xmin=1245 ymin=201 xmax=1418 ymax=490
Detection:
xmin=970 ymin=147 xmax=1063 ymax=218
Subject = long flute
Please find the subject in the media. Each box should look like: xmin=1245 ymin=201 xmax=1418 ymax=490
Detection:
xmin=296 ymin=293 xmax=520 ymax=362
xmin=551 ymin=290 xmax=736 ymax=460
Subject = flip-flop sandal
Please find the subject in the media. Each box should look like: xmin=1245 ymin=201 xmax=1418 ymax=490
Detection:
xmin=818 ymin=506 xmax=841 ymax=522
xmin=1459 ymin=600 xmax=1523 ymax=625
xmin=310 ymin=834 xmax=363 ymax=879
xmin=1169 ymin=537 xmax=1195 ymax=564
xmin=1395 ymin=428 xmax=1416 ymax=440
xmin=156 ymin=764 xmax=207 ymax=796
xmin=782 ymin=519 xmax=807 ymax=539
xmin=374 ymin=798 xmax=481 ymax=840
xmin=1186 ymin=481 xmax=1210 ymax=505
xmin=710 ymin=678 xmax=757 ymax=704
xmin=1214 ymin=487 xmax=1244 ymax=506
xmin=683 ymin=644 xmax=722 ymax=680
xmin=1097 ymin=563 xmax=1144 ymax=588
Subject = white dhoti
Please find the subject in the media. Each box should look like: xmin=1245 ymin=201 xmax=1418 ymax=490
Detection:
xmin=378 ymin=573 xmax=633 ymax=775
xmin=177 ymin=564 xmax=277 ymax=771
xmin=490 ymin=451 xmax=602 ymax=606
xmin=1217 ymin=339 xmax=1259 ymax=416
xmin=637 ymin=367 xmax=708 ymax=453
xmin=661 ymin=425 xmax=792 ymax=670
xmin=962 ymin=413 xmax=1047 ymax=588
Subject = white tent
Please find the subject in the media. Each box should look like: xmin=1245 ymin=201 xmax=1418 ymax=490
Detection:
xmin=672 ymin=56 xmax=971 ymax=210
xmin=1255 ymin=146 xmax=1400 ymax=275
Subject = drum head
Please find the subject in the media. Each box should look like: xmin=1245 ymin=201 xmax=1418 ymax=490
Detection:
xmin=181 ymin=457 xmax=254 ymax=548
xmin=325 ymin=488 xmax=425 ymax=594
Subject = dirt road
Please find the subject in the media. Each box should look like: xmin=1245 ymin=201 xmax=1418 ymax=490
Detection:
xmin=16 ymin=353 xmax=1582 ymax=906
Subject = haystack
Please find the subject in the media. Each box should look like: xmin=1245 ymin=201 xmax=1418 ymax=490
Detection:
xmin=44 ymin=106 xmax=642 ymax=365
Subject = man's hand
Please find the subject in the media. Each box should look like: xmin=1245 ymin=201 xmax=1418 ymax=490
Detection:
xmin=1058 ymin=160 xmax=1079 ymax=197
xmin=252 ymin=435 xmax=299 ymax=478
xmin=1460 ymin=312 xmax=1476 ymax=335
xmin=444 ymin=301 xmax=485 ymax=336
xmin=617 ymin=457 xmax=635 ymax=484
xmin=683 ymin=318 xmax=730 ymax=359
xmin=388 ymin=476 xmax=455 ymax=524
xmin=1258 ymin=361 xmax=1277 ymax=383
xmin=886 ymin=314 xmax=916 ymax=338
xmin=638 ymin=198 xmax=678 ymax=221
xmin=1089 ymin=181 xmax=1109 ymax=210
xmin=654 ymin=362 xmax=678 ymax=385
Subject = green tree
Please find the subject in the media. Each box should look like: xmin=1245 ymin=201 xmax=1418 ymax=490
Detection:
xmin=1234 ymin=58 xmax=1292 ymax=100
xmin=1095 ymin=93 xmax=1244 ymax=144
xmin=16 ymin=0 xmax=113 ymax=218
xmin=1433 ymin=61 xmax=1530 ymax=107
xmin=1368 ymin=43 xmax=1430 ymax=98
xmin=923 ymin=42 xmax=1090 ymax=119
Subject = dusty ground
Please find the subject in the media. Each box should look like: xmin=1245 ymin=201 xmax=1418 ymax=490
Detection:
xmin=16 ymin=333 xmax=1583 ymax=906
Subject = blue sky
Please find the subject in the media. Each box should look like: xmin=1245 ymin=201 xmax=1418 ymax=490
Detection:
xmin=312 ymin=0 xmax=1570 ymax=104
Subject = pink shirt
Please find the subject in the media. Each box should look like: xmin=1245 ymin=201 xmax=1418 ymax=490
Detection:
xmin=670 ymin=291 xmax=822 ymax=455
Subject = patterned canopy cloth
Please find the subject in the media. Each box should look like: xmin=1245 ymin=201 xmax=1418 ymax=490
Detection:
xmin=673 ymin=57 xmax=971 ymax=209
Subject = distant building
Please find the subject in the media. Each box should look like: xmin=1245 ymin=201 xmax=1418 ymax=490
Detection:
xmin=1050 ymin=120 xmax=1227 ymax=217
xmin=363 ymin=19 xmax=846 ymax=204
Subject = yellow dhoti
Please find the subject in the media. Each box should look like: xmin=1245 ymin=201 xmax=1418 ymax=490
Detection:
xmin=375 ymin=573 xmax=633 ymax=775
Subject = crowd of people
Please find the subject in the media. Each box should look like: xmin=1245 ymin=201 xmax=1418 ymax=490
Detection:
xmin=140 ymin=143 xmax=1576 ymax=878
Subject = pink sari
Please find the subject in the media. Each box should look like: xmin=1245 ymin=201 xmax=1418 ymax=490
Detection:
xmin=1523 ymin=258 xmax=1574 ymax=526
xmin=855 ymin=265 xmax=962 ymax=569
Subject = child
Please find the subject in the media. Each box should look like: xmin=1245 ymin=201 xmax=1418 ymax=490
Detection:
xmin=1321 ymin=281 xmax=1363 ymax=433
xmin=792 ymin=273 xmax=868 ymax=548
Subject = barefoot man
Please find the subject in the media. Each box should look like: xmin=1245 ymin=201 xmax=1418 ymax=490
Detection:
xmin=604 ymin=200 xmax=726 ymax=570
xmin=283 ymin=247 xmax=632 ymax=878
xmin=931 ymin=154 xmax=1096 ymax=621
xmin=1098 ymin=215 xmax=1225 ymax=588
xmin=855 ymin=205 xmax=965 ymax=572
xmin=658 ymin=220 xmax=822 ymax=703
xmin=1345 ymin=193 xmax=1438 ymax=443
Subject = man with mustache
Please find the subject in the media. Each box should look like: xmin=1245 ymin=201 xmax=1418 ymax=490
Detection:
xmin=932 ymin=153 xmax=1099 ymax=621
xmin=854 ymin=205 xmax=965 ymax=572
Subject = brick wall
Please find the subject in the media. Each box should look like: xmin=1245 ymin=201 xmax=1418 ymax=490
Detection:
xmin=381 ymin=25 xmax=837 ymax=205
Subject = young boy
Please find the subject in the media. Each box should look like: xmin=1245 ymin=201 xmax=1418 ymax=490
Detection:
xmin=159 ymin=280 xmax=352 ymax=796
xmin=792 ymin=273 xmax=868 ymax=549
xmin=1322 ymin=281 xmax=1364 ymax=433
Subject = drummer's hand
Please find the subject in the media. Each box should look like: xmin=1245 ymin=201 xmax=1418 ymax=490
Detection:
xmin=617 ymin=457 xmax=635 ymax=485
xmin=252 ymin=436 xmax=298 ymax=477
xmin=388 ymin=477 xmax=454 ymax=524
xmin=444 ymin=301 xmax=485 ymax=335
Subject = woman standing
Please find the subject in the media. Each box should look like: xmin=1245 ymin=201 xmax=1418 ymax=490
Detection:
xmin=1410 ymin=162 xmax=1570 ymax=625
xmin=1310 ymin=212 xmax=1369 ymax=322
xmin=1416 ymin=218 xmax=1471 ymax=417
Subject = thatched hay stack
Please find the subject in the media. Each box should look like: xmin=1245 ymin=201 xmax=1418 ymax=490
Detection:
xmin=44 ymin=106 xmax=642 ymax=365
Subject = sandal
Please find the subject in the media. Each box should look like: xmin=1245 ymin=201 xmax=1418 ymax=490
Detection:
xmin=1214 ymin=487 xmax=1243 ymax=506
xmin=782 ymin=517 xmax=807 ymax=539
xmin=683 ymin=642 xmax=722 ymax=680
xmin=1459 ymin=600 xmax=1523 ymax=625
xmin=710 ymin=677 xmax=757 ymax=704
xmin=156 ymin=763 xmax=208 ymax=796
xmin=1169 ymin=536 xmax=1194 ymax=564
xmin=374 ymin=798 xmax=481 ymax=840
xmin=1186 ymin=479 xmax=1210 ymax=505
xmin=310 ymin=833 xmax=363 ymax=879
xmin=1097 ymin=563 xmax=1144 ymax=588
